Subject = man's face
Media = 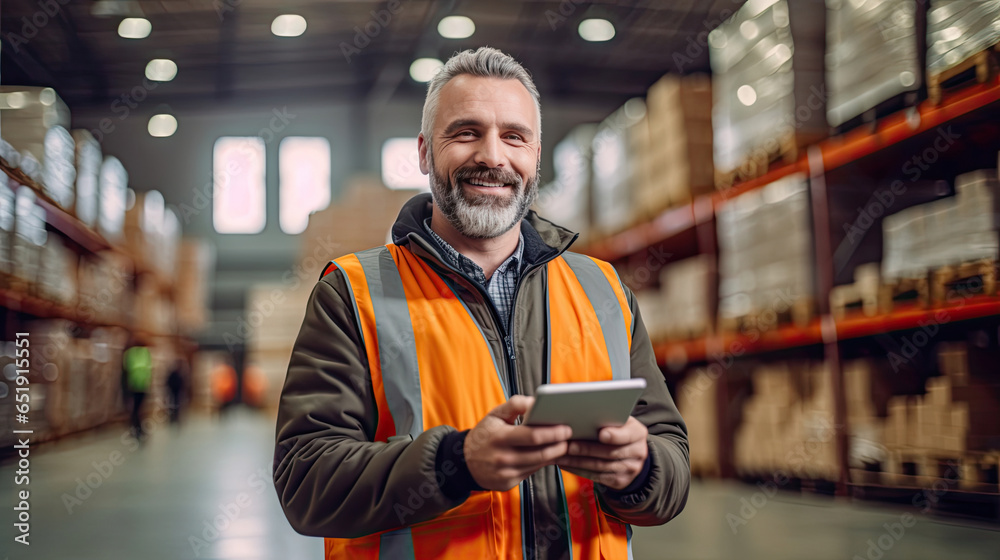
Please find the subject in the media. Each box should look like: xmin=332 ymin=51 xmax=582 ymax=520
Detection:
xmin=418 ymin=75 xmax=541 ymax=239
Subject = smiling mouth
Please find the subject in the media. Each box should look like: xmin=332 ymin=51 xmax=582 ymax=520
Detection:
xmin=462 ymin=178 xmax=511 ymax=189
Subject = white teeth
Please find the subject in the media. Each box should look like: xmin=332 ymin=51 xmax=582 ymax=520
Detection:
xmin=466 ymin=179 xmax=504 ymax=187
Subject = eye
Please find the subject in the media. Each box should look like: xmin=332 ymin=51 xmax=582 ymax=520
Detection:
xmin=505 ymin=134 xmax=524 ymax=141
xmin=457 ymin=130 xmax=476 ymax=138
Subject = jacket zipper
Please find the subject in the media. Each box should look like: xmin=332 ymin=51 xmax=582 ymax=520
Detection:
xmin=409 ymin=233 xmax=569 ymax=560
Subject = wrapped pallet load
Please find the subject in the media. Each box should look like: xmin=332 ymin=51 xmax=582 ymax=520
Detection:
xmin=825 ymin=0 xmax=925 ymax=128
xmin=927 ymin=0 xmax=1000 ymax=102
xmin=99 ymin=156 xmax=128 ymax=242
xmin=0 ymin=87 xmax=74 ymax=210
xmin=882 ymin=170 xmax=998 ymax=304
xmin=709 ymin=0 xmax=827 ymax=187
xmin=591 ymin=98 xmax=645 ymax=237
xmin=0 ymin=179 xmax=14 ymax=281
xmin=638 ymin=74 xmax=714 ymax=214
xmin=12 ymin=186 xmax=47 ymax=294
xmin=73 ymin=130 xmax=102 ymax=228
xmin=717 ymin=173 xmax=815 ymax=330
xmin=534 ymin=124 xmax=596 ymax=245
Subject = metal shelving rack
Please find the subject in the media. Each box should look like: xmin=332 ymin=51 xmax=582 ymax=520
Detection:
xmin=580 ymin=75 xmax=1000 ymax=505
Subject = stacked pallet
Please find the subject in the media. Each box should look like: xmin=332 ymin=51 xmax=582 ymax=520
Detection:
xmin=590 ymin=99 xmax=645 ymax=238
xmin=875 ymin=343 xmax=1000 ymax=490
xmin=717 ymin=173 xmax=814 ymax=330
xmin=9 ymin=183 xmax=47 ymax=295
xmin=675 ymin=369 xmax=719 ymax=477
xmin=175 ymin=239 xmax=215 ymax=334
xmin=0 ymin=179 xmax=14 ymax=282
xmin=635 ymin=74 xmax=714 ymax=216
xmin=882 ymin=169 xmax=998 ymax=308
xmin=661 ymin=255 xmax=713 ymax=339
xmin=634 ymin=290 xmax=668 ymax=342
xmin=36 ymin=236 xmax=78 ymax=307
xmin=72 ymin=130 xmax=101 ymax=228
xmin=843 ymin=358 xmax=891 ymax=481
xmin=709 ymin=0 xmax=827 ymax=186
xmin=535 ymin=125 xmax=596 ymax=245
xmin=633 ymin=256 xmax=712 ymax=341
xmin=0 ymin=86 xmax=74 ymax=212
xmin=734 ymin=361 xmax=838 ymax=481
xmin=927 ymin=0 xmax=1000 ymax=103
xmin=825 ymin=0 xmax=924 ymax=128
xmin=77 ymin=250 xmax=134 ymax=326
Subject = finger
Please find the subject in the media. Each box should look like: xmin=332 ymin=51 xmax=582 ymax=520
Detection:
xmin=566 ymin=440 xmax=643 ymax=460
xmin=491 ymin=396 xmax=535 ymax=424
xmin=557 ymin=455 xmax=639 ymax=474
xmin=503 ymin=441 xmax=569 ymax=468
xmin=598 ymin=417 xmax=647 ymax=446
xmin=503 ymin=424 xmax=572 ymax=447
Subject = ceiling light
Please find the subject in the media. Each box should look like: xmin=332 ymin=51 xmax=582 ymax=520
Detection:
xmin=438 ymin=16 xmax=475 ymax=39
xmin=148 ymin=114 xmax=177 ymax=137
xmin=272 ymin=14 xmax=307 ymax=37
xmin=145 ymin=59 xmax=177 ymax=81
xmin=410 ymin=58 xmax=444 ymax=83
xmin=578 ymin=19 xmax=615 ymax=42
xmin=118 ymin=17 xmax=151 ymax=39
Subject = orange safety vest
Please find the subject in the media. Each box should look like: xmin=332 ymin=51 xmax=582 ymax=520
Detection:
xmin=325 ymin=243 xmax=635 ymax=560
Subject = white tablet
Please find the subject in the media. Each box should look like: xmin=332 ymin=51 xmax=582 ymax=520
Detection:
xmin=523 ymin=378 xmax=647 ymax=440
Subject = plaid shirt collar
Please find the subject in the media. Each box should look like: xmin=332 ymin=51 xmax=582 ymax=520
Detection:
xmin=421 ymin=218 xmax=524 ymax=286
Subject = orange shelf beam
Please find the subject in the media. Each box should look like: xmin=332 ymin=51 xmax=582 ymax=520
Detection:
xmin=1 ymin=160 xmax=112 ymax=255
xmin=821 ymin=75 xmax=1000 ymax=171
xmin=655 ymin=295 xmax=1000 ymax=367
xmin=0 ymin=286 xmax=130 ymax=329
xmin=584 ymin=203 xmax=696 ymax=262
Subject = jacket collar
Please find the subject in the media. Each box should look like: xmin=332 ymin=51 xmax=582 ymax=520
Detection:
xmin=390 ymin=192 xmax=578 ymax=269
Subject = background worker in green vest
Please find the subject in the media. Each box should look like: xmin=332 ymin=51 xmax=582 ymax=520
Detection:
xmin=274 ymin=47 xmax=690 ymax=559
xmin=124 ymin=335 xmax=153 ymax=440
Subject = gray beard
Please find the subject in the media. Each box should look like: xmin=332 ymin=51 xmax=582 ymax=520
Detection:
xmin=427 ymin=153 xmax=540 ymax=239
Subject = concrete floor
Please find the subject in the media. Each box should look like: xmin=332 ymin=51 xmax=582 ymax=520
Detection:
xmin=1 ymin=409 xmax=997 ymax=560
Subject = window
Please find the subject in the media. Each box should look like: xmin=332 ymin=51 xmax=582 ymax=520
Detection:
xmin=279 ymin=137 xmax=331 ymax=234
xmin=381 ymin=137 xmax=430 ymax=191
xmin=213 ymin=137 xmax=265 ymax=234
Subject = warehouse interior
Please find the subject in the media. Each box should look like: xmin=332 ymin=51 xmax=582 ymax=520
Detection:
xmin=1 ymin=0 xmax=999 ymax=558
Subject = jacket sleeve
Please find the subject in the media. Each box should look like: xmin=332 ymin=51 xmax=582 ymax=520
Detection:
xmin=272 ymin=273 xmax=464 ymax=538
xmin=596 ymin=287 xmax=691 ymax=526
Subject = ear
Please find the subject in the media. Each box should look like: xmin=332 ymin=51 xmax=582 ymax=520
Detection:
xmin=417 ymin=133 xmax=429 ymax=175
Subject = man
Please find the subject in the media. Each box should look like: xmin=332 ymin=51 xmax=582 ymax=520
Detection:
xmin=123 ymin=336 xmax=153 ymax=440
xmin=274 ymin=47 xmax=689 ymax=559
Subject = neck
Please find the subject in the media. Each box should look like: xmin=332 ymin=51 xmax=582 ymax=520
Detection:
xmin=429 ymin=208 xmax=520 ymax=280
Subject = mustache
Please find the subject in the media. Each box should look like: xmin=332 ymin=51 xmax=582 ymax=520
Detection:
xmin=452 ymin=166 xmax=523 ymax=187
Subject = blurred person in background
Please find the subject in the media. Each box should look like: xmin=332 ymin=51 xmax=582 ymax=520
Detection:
xmin=273 ymin=47 xmax=689 ymax=559
xmin=242 ymin=364 xmax=268 ymax=409
xmin=123 ymin=334 xmax=153 ymax=440
xmin=166 ymin=357 xmax=187 ymax=425
xmin=211 ymin=357 xmax=238 ymax=417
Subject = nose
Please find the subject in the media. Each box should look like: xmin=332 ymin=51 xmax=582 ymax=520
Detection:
xmin=473 ymin=133 xmax=505 ymax=169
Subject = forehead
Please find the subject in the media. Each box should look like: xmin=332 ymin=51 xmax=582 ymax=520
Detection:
xmin=434 ymin=75 xmax=538 ymax=132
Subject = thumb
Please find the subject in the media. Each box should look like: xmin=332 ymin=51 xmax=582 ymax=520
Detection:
xmin=491 ymin=395 xmax=535 ymax=424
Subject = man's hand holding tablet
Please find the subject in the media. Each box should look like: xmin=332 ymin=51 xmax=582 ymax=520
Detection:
xmin=525 ymin=379 xmax=649 ymax=491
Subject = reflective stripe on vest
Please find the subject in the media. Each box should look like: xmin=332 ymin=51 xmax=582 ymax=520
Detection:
xmin=323 ymin=244 xmax=632 ymax=560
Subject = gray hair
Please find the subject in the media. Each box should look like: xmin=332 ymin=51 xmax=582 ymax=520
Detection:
xmin=420 ymin=47 xmax=541 ymax=145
